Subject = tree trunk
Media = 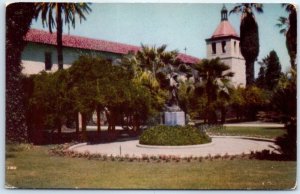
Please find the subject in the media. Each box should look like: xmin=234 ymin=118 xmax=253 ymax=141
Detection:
xmin=96 ymin=106 xmax=101 ymax=135
xmin=221 ymin=106 xmax=226 ymax=124
xmin=75 ymin=112 xmax=79 ymax=134
xmin=57 ymin=118 xmax=62 ymax=142
xmin=56 ymin=4 xmax=64 ymax=70
xmin=81 ymin=113 xmax=87 ymax=141
xmin=33 ymin=107 xmax=44 ymax=145
xmin=134 ymin=115 xmax=141 ymax=134
xmin=111 ymin=112 xmax=116 ymax=132
xmin=245 ymin=60 xmax=255 ymax=87
xmin=105 ymin=109 xmax=111 ymax=131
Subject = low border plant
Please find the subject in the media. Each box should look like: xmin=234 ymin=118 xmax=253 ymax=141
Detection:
xmin=48 ymin=143 xmax=288 ymax=163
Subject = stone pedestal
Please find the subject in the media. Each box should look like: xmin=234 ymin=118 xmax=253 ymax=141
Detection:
xmin=164 ymin=111 xmax=185 ymax=126
xmin=163 ymin=105 xmax=186 ymax=126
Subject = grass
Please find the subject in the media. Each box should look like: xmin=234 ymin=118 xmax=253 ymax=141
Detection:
xmin=207 ymin=126 xmax=286 ymax=139
xmin=5 ymin=144 xmax=296 ymax=189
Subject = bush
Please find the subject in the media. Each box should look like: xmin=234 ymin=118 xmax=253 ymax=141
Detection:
xmin=139 ymin=125 xmax=211 ymax=146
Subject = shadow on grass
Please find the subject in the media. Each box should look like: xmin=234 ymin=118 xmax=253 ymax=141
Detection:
xmin=5 ymin=153 xmax=15 ymax=158
xmin=249 ymin=149 xmax=295 ymax=161
xmin=250 ymin=125 xmax=296 ymax=162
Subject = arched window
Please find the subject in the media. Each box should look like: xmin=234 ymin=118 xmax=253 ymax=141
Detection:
xmin=222 ymin=41 xmax=226 ymax=53
xmin=45 ymin=52 xmax=52 ymax=70
xmin=234 ymin=41 xmax=237 ymax=53
xmin=212 ymin=42 xmax=216 ymax=54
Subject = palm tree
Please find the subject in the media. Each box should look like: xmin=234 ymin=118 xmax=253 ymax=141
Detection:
xmin=136 ymin=44 xmax=183 ymax=100
xmin=34 ymin=3 xmax=91 ymax=70
xmin=194 ymin=58 xmax=234 ymax=123
xmin=137 ymin=44 xmax=166 ymax=76
xmin=276 ymin=4 xmax=297 ymax=69
xmin=230 ymin=3 xmax=263 ymax=86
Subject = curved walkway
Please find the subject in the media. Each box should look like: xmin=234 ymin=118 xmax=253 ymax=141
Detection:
xmin=69 ymin=136 xmax=279 ymax=158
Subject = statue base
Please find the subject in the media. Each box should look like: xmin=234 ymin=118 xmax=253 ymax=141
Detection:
xmin=163 ymin=105 xmax=185 ymax=126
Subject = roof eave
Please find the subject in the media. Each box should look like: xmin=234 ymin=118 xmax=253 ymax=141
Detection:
xmin=205 ymin=35 xmax=240 ymax=42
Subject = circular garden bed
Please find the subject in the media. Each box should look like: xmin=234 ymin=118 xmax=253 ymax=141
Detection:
xmin=139 ymin=125 xmax=211 ymax=146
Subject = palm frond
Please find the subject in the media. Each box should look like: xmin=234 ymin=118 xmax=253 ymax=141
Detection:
xmin=276 ymin=16 xmax=288 ymax=35
xmin=251 ymin=3 xmax=264 ymax=14
xmin=282 ymin=3 xmax=296 ymax=12
xmin=157 ymin=44 xmax=167 ymax=54
xmin=35 ymin=3 xmax=91 ymax=32
xmin=229 ymin=4 xmax=243 ymax=15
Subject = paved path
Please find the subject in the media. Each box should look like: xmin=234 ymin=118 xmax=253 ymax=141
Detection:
xmin=69 ymin=136 xmax=279 ymax=158
xmin=224 ymin=122 xmax=284 ymax=128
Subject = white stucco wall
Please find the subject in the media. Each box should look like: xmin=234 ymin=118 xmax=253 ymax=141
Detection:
xmin=206 ymin=38 xmax=243 ymax=59
xmin=21 ymin=43 xmax=121 ymax=75
xmin=206 ymin=38 xmax=246 ymax=87
xmin=21 ymin=60 xmax=72 ymax=75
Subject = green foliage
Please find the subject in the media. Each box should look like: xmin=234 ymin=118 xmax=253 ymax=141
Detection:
xmin=256 ymin=50 xmax=282 ymax=90
xmin=139 ymin=125 xmax=211 ymax=146
xmin=6 ymin=3 xmax=36 ymax=143
xmin=68 ymin=56 xmax=103 ymax=114
xmin=136 ymin=44 xmax=181 ymax=77
xmin=271 ymin=69 xmax=296 ymax=160
xmin=29 ymin=70 xmax=73 ymax=129
xmin=134 ymin=44 xmax=193 ymax=109
xmin=193 ymin=58 xmax=234 ymax=123
xmin=120 ymin=52 xmax=169 ymax=112
xmin=272 ymin=70 xmax=296 ymax=122
xmin=277 ymin=4 xmax=297 ymax=69
xmin=230 ymin=86 xmax=269 ymax=121
xmin=256 ymin=64 xmax=266 ymax=88
xmin=177 ymin=80 xmax=194 ymax=113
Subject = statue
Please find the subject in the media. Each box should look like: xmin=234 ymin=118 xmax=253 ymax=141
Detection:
xmin=165 ymin=73 xmax=181 ymax=112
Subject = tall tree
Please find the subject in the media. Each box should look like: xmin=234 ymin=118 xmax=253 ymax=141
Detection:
xmin=230 ymin=3 xmax=263 ymax=86
xmin=6 ymin=3 xmax=36 ymax=142
xmin=277 ymin=4 xmax=297 ymax=69
xmin=255 ymin=62 xmax=266 ymax=88
xmin=34 ymin=3 xmax=91 ymax=70
xmin=256 ymin=50 xmax=282 ymax=90
xmin=194 ymin=58 xmax=234 ymax=123
xmin=264 ymin=50 xmax=282 ymax=90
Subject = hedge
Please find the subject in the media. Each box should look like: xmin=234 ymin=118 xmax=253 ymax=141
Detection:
xmin=139 ymin=125 xmax=211 ymax=146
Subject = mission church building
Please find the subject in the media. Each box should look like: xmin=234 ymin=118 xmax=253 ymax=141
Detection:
xmin=21 ymin=5 xmax=245 ymax=86
xmin=206 ymin=5 xmax=246 ymax=87
xmin=21 ymin=29 xmax=199 ymax=75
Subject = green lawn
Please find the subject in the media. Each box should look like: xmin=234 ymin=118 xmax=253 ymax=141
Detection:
xmin=6 ymin=144 xmax=296 ymax=189
xmin=207 ymin=126 xmax=286 ymax=139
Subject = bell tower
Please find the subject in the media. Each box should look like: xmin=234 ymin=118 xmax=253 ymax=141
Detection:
xmin=205 ymin=5 xmax=246 ymax=87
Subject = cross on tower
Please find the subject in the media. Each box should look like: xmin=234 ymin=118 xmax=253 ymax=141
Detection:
xmin=184 ymin=47 xmax=187 ymax=54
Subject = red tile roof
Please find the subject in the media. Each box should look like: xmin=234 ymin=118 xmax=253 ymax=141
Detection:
xmin=25 ymin=29 xmax=200 ymax=64
xmin=177 ymin=53 xmax=200 ymax=64
xmin=211 ymin=20 xmax=238 ymax=38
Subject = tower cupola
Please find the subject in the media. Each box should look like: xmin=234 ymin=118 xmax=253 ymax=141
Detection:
xmin=221 ymin=4 xmax=228 ymax=21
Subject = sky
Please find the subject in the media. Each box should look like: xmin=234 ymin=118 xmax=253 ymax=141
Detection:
xmin=31 ymin=3 xmax=292 ymax=75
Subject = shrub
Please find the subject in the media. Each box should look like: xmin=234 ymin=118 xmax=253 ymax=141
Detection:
xmin=139 ymin=125 xmax=211 ymax=146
